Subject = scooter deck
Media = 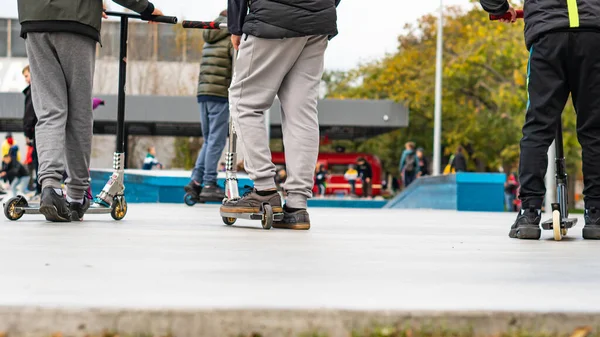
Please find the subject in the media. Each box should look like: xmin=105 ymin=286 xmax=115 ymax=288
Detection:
xmin=15 ymin=203 xmax=112 ymax=215
xmin=220 ymin=211 xmax=284 ymax=221
xmin=541 ymin=217 xmax=578 ymax=230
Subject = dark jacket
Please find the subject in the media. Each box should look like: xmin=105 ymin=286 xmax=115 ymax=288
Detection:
xmin=2 ymin=160 xmax=29 ymax=184
xmin=479 ymin=0 xmax=600 ymax=49
xmin=357 ymin=161 xmax=372 ymax=180
xmin=22 ymin=85 xmax=36 ymax=140
xmin=228 ymin=0 xmax=340 ymax=40
xmin=451 ymin=152 xmax=467 ymax=172
xmin=197 ymin=15 xmax=233 ymax=101
xmin=18 ymin=0 xmax=155 ymax=42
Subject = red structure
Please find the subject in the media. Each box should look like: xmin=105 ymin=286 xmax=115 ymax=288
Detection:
xmin=271 ymin=152 xmax=383 ymax=196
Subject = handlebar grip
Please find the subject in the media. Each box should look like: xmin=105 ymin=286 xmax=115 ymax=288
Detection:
xmin=145 ymin=15 xmax=178 ymax=24
xmin=489 ymin=9 xmax=524 ymax=20
xmin=182 ymin=20 xmax=226 ymax=29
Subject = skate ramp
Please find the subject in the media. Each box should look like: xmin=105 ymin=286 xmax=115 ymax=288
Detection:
xmin=384 ymin=172 xmax=506 ymax=212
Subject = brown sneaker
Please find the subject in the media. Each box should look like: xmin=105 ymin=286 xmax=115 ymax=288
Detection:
xmin=220 ymin=189 xmax=283 ymax=214
xmin=273 ymin=208 xmax=311 ymax=230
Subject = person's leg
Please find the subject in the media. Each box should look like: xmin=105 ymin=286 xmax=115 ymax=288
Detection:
xmin=510 ymin=33 xmax=570 ymax=239
xmin=222 ymin=34 xmax=309 ymax=214
xmin=26 ymin=32 xmax=72 ymax=221
xmin=568 ymin=31 xmax=600 ymax=239
xmin=278 ymin=35 xmax=328 ymax=208
xmin=200 ymin=101 xmax=230 ymax=199
xmin=185 ymin=102 xmax=209 ymax=197
xmin=10 ymin=177 xmax=20 ymax=196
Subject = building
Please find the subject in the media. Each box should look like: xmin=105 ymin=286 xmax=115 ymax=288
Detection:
xmin=0 ymin=17 xmax=409 ymax=169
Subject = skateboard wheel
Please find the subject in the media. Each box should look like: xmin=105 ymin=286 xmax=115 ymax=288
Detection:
xmin=184 ymin=193 xmax=196 ymax=206
xmin=222 ymin=217 xmax=236 ymax=226
xmin=111 ymin=196 xmax=127 ymax=221
xmin=3 ymin=196 xmax=26 ymax=221
xmin=552 ymin=209 xmax=562 ymax=241
xmin=261 ymin=204 xmax=273 ymax=230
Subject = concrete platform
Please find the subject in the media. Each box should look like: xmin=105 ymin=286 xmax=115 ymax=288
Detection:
xmin=1 ymin=204 xmax=599 ymax=336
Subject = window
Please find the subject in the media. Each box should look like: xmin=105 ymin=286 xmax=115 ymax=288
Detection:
xmin=10 ymin=20 xmax=26 ymax=57
xmin=98 ymin=21 xmax=119 ymax=59
xmin=157 ymin=24 xmax=181 ymax=61
xmin=185 ymin=29 xmax=204 ymax=62
xmin=0 ymin=19 xmax=7 ymax=57
xmin=129 ymin=22 xmax=155 ymax=61
xmin=328 ymin=164 xmax=352 ymax=175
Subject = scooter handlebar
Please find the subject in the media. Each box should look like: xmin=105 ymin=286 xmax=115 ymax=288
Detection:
xmin=181 ymin=20 xmax=227 ymax=29
xmin=104 ymin=11 xmax=178 ymax=24
xmin=489 ymin=9 xmax=524 ymax=20
xmin=146 ymin=15 xmax=178 ymax=24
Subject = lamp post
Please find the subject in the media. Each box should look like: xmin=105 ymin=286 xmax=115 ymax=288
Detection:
xmin=432 ymin=0 xmax=443 ymax=175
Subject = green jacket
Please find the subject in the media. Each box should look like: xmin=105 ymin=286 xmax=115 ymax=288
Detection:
xmin=197 ymin=15 xmax=233 ymax=99
xmin=17 ymin=0 xmax=154 ymax=42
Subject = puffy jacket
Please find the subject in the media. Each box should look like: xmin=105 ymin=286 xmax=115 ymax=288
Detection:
xmin=17 ymin=0 xmax=155 ymax=42
xmin=197 ymin=15 xmax=233 ymax=100
xmin=479 ymin=0 xmax=600 ymax=49
xmin=1 ymin=160 xmax=28 ymax=184
xmin=22 ymin=85 xmax=36 ymax=140
xmin=228 ymin=0 xmax=340 ymax=40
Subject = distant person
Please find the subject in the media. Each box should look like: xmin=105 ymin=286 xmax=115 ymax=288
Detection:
xmin=1 ymin=154 xmax=29 ymax=197
xmin=344 ymin=164 xmax=358 ymax=196
xmin=356 ymin=157 xmax=372 ymax=198
xmin=416 ymin=147 xmax=429 ymax=177
xmin=18 ymin=0 xmax=163 ymax=222
xmin=315 ymin=164 xmax=328 ymax=197
xmin=142 ymin=146 xmax=163 ymax=170
xmin=505 ymin=172 xmax=519 ymax=212
xmin=184 ymin=9 xmax=233 ymax=202
xmin=399 ymin=141 xmax=419 ymax=187
xmin=2 ymin=133 xmax=21 ymax=163
xmin=450 ymin=146 xmax=467 ymax=172
xmin=22 ymin=65 xmax=40 ymax=196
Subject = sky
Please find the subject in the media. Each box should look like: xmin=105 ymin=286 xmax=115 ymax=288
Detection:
xmin=1 ymin=0 xmax=473 ymax=71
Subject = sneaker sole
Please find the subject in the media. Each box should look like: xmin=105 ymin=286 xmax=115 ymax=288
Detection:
xmin=583 ymin=227 xmax=600 ymax=240
xmin=39 ymin=205 xmax=71 ymax=222
xmin=509 ymin=227 xmax=541 ymax=240
xmin=273 ymin=223 xmax=310 ymax=230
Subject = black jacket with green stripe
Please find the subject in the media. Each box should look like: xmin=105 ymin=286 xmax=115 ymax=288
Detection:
xmin=17 ymin=0 xmax=155 ymax=42
xmin=479 ymin=0 xmax=600 ymax=50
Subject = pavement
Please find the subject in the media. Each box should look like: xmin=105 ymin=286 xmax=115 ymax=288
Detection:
xmin=1 ymin=203 xmax=600 ymax=336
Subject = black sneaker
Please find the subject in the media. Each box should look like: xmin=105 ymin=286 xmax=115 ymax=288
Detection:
xmin=583 ymin=207 xmax=600 ymax=240
xmin=69 ymin=197 xmax=91 ymax=221
xmin=184 ymin=181 xmax=202 ymax=198
xmin=220 ymin=189 xmax=283 ymax=214
xmin=39 ymin=187 xmax=72 ymax=222
xmin=273 ymin=206 xmax=310 ymax=230
xmin=199 ymin=183 xmax=225 ymax=201
xmin=508 ymin=206 xmax=541 ymax=239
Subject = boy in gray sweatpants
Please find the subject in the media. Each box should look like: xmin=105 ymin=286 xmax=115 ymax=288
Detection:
xmin=220 ymin=0 xmax=340 ymax=230
xmin=18 ymin=0 xmax=162 ymax=222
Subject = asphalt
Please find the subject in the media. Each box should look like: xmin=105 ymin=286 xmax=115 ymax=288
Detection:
xmin=1 ymin=203 xmax=599 ymax=336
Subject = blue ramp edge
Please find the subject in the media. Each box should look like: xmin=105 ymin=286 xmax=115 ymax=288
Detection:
xmin=383 ymin=172 xmax=506 ymax=212
xmin=89 ymin=169 xmax=386 ymax=208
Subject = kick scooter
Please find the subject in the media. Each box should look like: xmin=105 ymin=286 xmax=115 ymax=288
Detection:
xmin=181 ymin=20 xmax=283 ymax=229
xmin=490 ymin=10 xmax=577 ymax=241
xmin=3 ymin=11 xmax=178 ymax=221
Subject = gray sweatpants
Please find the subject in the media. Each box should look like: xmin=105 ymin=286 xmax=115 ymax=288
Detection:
xmin=229 ymin=34 xmax=328 ymax=209
xmin=25 ymin=32 xmax=96 ymax=200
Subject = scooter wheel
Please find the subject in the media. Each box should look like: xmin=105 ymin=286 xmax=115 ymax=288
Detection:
xmin=184 ymin=193 xmax=196 ymax=206
xmin=111 ymin=196 xmax=127 ymax=221
xmin=261 ymin=204 xmax=273 ymax=230
xmin=222 ymin=217 xmax=236 ymax=226
xmin=552 ymin=209 xmax=562 ymax=241
xmin=3 ymin=196 xmax=26 ymax=221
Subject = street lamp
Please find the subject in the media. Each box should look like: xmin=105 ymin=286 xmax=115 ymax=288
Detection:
xmin=432 ymin=0 xmax=443 ymax=175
